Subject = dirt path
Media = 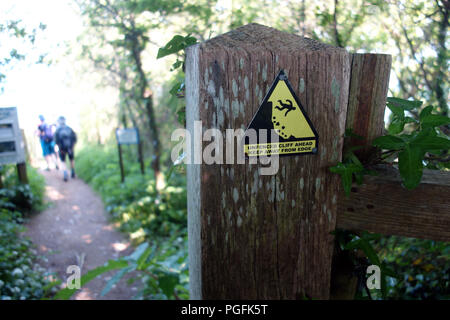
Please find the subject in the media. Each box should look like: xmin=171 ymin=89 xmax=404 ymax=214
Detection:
xmin=23 ymin=168 xmax=139 ymax=300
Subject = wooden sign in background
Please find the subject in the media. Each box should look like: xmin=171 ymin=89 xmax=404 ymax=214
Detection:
xmin=0 ymin=107 xmax=28 ymax=184
xmin=0 ymin=107 xmax=26 ymax=166
xmin=115 ymin=127 xmax=144 ymax=182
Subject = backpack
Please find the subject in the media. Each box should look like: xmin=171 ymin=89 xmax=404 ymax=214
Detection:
xmin=40 ymin=124 xmax=54 ymax=143
xmin=58 ymin=126 xmax=74 ymax=150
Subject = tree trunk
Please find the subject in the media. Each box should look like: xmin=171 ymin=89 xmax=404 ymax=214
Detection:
xmin=144 ymin=95 xmax=163 ymax=186
xmin=128 ymin=26 xmax=162 ymax=187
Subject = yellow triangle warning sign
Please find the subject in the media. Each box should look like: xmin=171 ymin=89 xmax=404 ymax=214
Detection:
xmin=244 ymin=70 xmax=318 ymax=157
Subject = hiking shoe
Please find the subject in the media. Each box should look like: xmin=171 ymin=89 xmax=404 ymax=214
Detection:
xmin=63 ymin=171 xmax=68 ymax=182
xmin=71 ymin=169 xmax=76 ymax=178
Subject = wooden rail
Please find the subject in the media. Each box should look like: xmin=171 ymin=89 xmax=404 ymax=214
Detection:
xmin=337 ymin=166 xmax=450 ymax=242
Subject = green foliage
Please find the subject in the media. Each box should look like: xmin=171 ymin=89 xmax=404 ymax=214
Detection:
xmin=100 ymin=235 xmax=188 ymax=300
xmin=1 ymin=165 xmax=46 ymax=214
xmin=74 ymin=145 xmax=188 ymax=299
xmin=329 ymin=129 xmax=376 ymax=196
xmin=373 ymin=236 xmax=450 ymax=299
xmin=157 ymin=34 xmax=197 ymax=60
xmin=76 ymin=145 xmax=187 ymax=240
xmin=0 ymin=19 xmax=47 ymax=88
xmin=373 ymin=97 xmax=450 ymax=189
xmin=0 ymin=166 xmax=55 ymax=300
xmin=335 ymin=230 xmax=397 ymax=299
xmin=331 ymin=97 xmax=449 ymax=300
xmin=332 ymin=98 xmax=449 ymax=193
xmin=157 ymin=34 xmax=198 ymax=126
xmin=54 ymin=259 xmax=129 ymax=300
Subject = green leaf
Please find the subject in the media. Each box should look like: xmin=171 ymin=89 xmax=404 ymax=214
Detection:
xmin=54 ymin=259 xmax=129 ymax=300
xmin=345 ymin=238 xmax=380 ymax=265
xmin=420 ymin=114 xmax=450 ymax=129
xmin=419 ymin=106 xmax=433 ymax=120
xmin=388 ymin=117 xmax=405 ymax=135
xmin=101 ymin=266 xmax=133 ymax=297
xmin=398 ymin=145 xmax=424 ymax=190
xmin=157 ymin=34 xmax=197 ymax=59
xmin=411 ymin=129 xmax=450 ymax=152
xmin=329 ymin=162 xmax=363 ymax=196
xmin=404 ymin=116 xmax=417 ymax=124
xmin=137 ymin=245 xmax=154 ymax=270
xmin=157 ymin=270 xmax=179 ymax=298
xmin=372 ymin=135 xmax=406 ymax=150
xmin=125 ymin=242 xmax=149 ymax=262
xmin=171 ymin=59 xmax=183 ymax=71
xmin=386 ymin=103 xmax=404 ymax=116
xmin=176 ymin=107 xmax=186 ymax=124
xmin=169 ymin=82 xmax=184 ymax=97
xmin=380 ymin=263 xmax=398 ymax=279
xmin=387 ymin=97 xmax=422 ymax=111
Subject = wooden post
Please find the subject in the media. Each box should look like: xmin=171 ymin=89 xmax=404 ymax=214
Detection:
xmin=138 ymin=141 xmax=145 ymax=175
xmin=329 ymin=53 xmax=392 ymax=299
xmin=345 ymin=53 xmax=392 ymax=161
xmin=118 ymin=144 xmax=125 ymax=183
xmin=16 ymin=162 xmax=28 ymax=184
xmin=186 ymin=24 xmax=351 ymax=299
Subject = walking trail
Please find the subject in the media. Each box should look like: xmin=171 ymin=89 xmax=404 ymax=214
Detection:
xmin=23 ymin=168 xmax=139 ymax=300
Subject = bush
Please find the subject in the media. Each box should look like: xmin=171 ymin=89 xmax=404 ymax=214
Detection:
xmin=374 ymin=236 xmax=450 ymax=300
xmin=76 ymin=145 xmax=187 ymax=242
xmin=0 ymin=210 xmax=54 ymax=300
xmin=1 ymin=164 xmax=46 ymax=213
xmin=0 ymin=165 xmax=55 ymax=300
xmin=75 ymin=144 xmax=188 ymax=299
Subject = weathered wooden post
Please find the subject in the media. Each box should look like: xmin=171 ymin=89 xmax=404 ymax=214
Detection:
xmin=185 ymin=24 xmax=391 ymax=299
xmin=0 ymin=107 xmax=28 ymax=185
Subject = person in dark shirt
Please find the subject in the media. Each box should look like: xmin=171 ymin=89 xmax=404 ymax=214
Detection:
xmin=54 ymin=116 xmax=77 ymax=182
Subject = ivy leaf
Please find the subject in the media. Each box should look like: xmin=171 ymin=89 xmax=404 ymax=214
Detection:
xmin=54 ymin=259 xmax=129 ymax=300
xmin=345 ymin=238 xmax=380 ymax=265
xmin=157 ymin=269 xmax=179 ymax=298
xmin=388 ymin=116 xmax=405 ymax=135
xmin=372 ymin=135 xmax=406 ymax=150
xmin=419 ymin=106 xmax=433 ymax=120
xmin=330 ymin=162 xmax=363 ymax=196
xmin=101 ymin=266 xmax=134 ymax=297
xmin=386 ymin=103 xmax=404 ymax=116
xmin=420 ymin=114 xmax=450 ymax=129
xmin=169 ymin=82 xmax=183 ymax=96
xmin=386 ymin=97 xmax=422 ymax=111
xmin=404 ymin=116 xmax=417 ymax=124
xmin=398 ymin=145 xmax=424 ymax=190
xmin=171 ymin=60 xmax=183 ymax=71
xmin=157 ymin=34 xmax=197 ymax=59
xmin=176 ymin=107 xmax=186 ymax=125
xmin=410 ymin=129 xmax=450 ymax=152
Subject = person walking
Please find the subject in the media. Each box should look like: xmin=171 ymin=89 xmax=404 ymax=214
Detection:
xmin=54 ymin=116 xmax=77 ymax=182
xmin=36 ymin=115 xmax=58 ymax=170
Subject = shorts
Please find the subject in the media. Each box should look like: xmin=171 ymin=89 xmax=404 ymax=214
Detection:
xmin=41 ymin=140 xmax=55 ymax=156
xmin=59 ymin=148 xmax=74 ymax=162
